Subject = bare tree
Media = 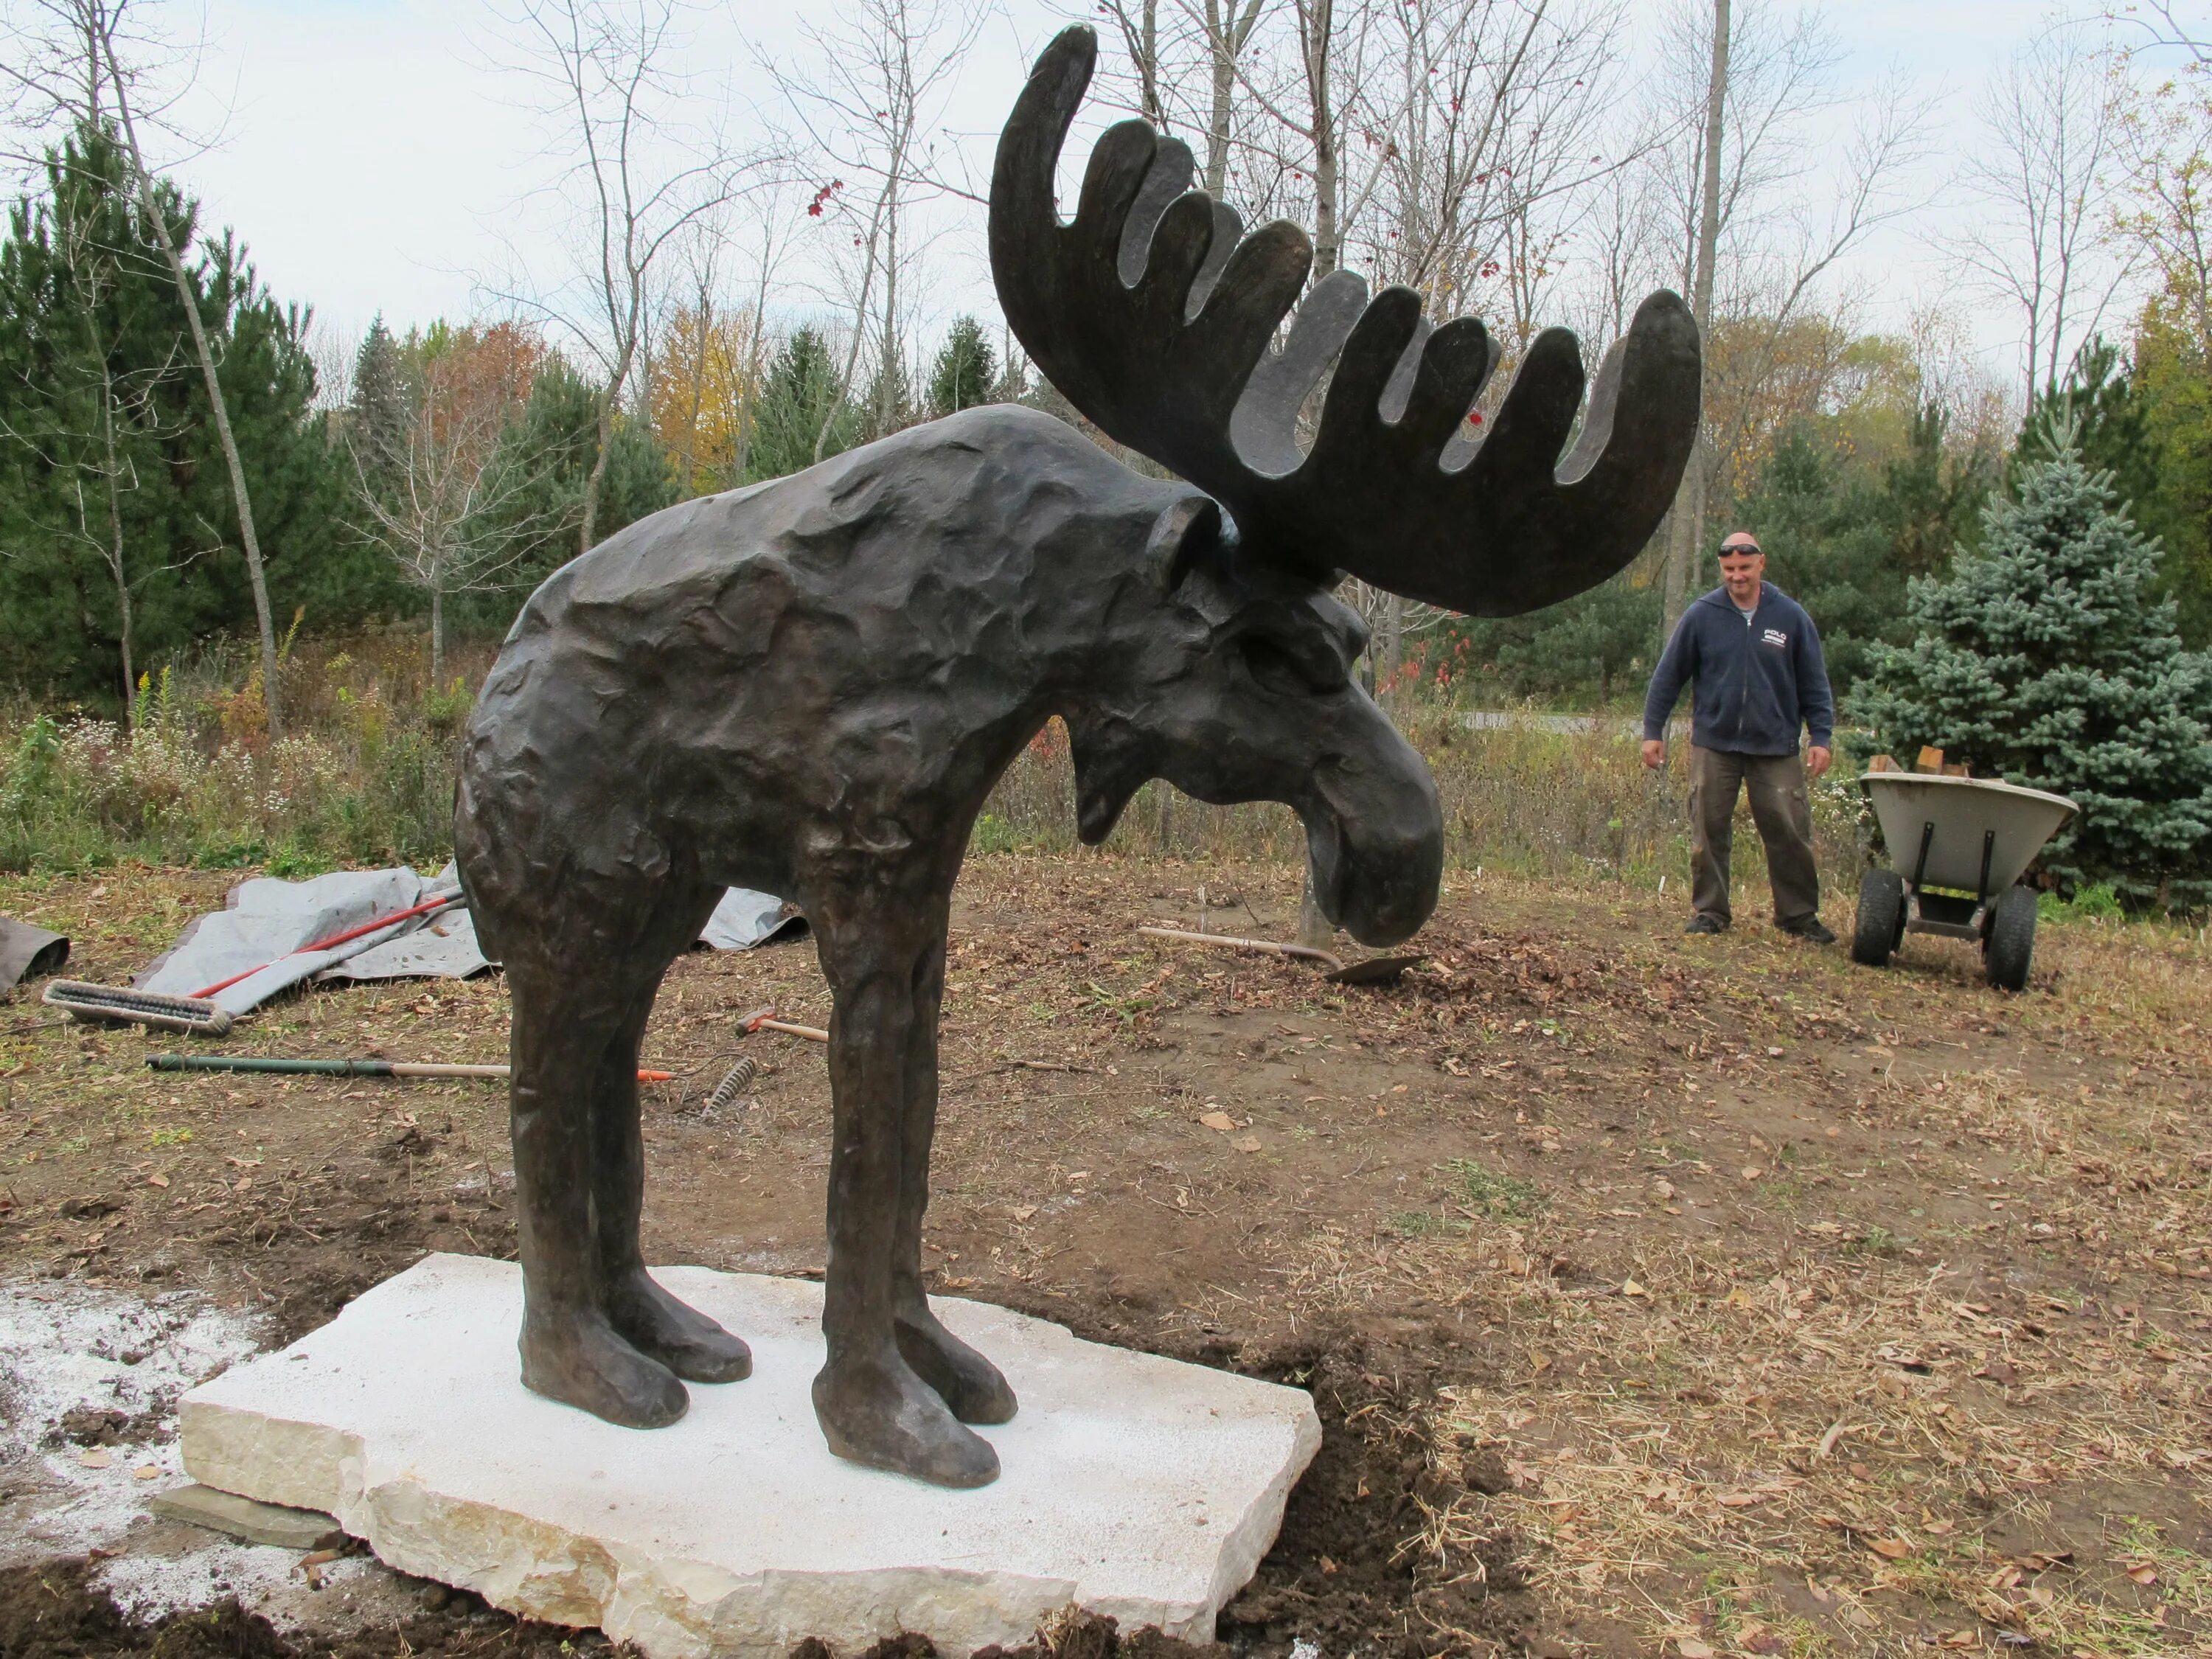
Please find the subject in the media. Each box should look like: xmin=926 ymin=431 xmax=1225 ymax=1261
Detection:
xmin=2115 ymin=14 xmax=2212 ymax=349
xmin=1646 ymin=0 xmax=1927 ymax=629
xmin=1954 ymin=24 xmax=2135 ymax=408
xmin=1189 ymin=0 xmax=1273 ymax=198
xmin=351 ymin=338 xmax=548 ymax=681
xmin=1658 ymin=0 xmax=1728 ymax=632
xmin=1099 ymin=0 xmax=1168 ymax=126
xmin=770 ymin=0 xmax=986 ymax=462
xmin=497 ymin=0 xmax=764 ymax=553
xmin=1 ymin=0 xmax=285 ymax=731
xmin=1349 ymin=0 xmax=1627 ymax=321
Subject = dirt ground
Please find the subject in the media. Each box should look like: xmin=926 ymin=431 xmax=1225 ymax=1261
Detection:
xmin=1 ymin=853 xmax=2208 ymax=1659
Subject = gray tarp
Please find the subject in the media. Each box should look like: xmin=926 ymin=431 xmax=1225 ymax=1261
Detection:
xmin=137 ymin=867 xmax=467 ymax=1015
xmin=0 ymin=917 xmax=68 ymax=989
xmin=136 ymin=869 xmax=803 ymax=1015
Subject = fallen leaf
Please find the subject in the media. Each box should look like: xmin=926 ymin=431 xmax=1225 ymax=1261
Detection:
xmin=1198 ymin=1110 xmax=1237 ymax=1133
xmin=1766 ymin=1046 xmax=1784 ymax=1057
xmin=132 ymin=1464 xmax=159 ymax=1481
xmin=1231 ymin=1135 xmax=1262 ymax=1153
xmin=1717 ymin=1492 xmax=1760 ymax=1507
xmin=1621 ymin=1279 xmax=1648 ymax=1298
xmin=1009 ymin=1206 xmax=1036 ymax=1222
xmin=1677 ymin=1641 xmax=1717 ymax=1659
xmin=1867 ymin=1537 xmax=1912 ymax=1559
xmin=146 ymin=1173 xmax=168 ymax=1189
xmin=2127 ymin=1564 xmax=2159 ymax=1586
xmin=938 ymin=1275 xmax=978 ymax=1290
xmin=1740 ymin=1166 xmax=1764 ymax=1180
xmin=77 ymin=1447 xmax=111 ymax=1469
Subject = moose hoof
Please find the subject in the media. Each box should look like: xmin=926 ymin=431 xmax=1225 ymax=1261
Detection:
xmin=520 ymin=1308 xmax=689 ymax=1428
xmin=896 ymin=1309 xmax=1018 ymax=1425
xmin=610 ymin=1269 xmax=753 ymax=1383
xmin=813 ymin=1357 xmax=1001 ymax=1488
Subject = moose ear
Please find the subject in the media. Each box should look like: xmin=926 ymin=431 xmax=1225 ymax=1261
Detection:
xmin=1145 ymin=495 xmax=1223 ymax=595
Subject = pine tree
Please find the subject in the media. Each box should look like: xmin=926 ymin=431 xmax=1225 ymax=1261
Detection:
xmin=0 ymin=124 xmax=352 ymax=707
xmin=746 ymin=328 xmax=855 ymax=481
xmin=928 ymin=315 xmax=996 ymax=418
xmin=1856 ymin=418 xmax=2212 ymax=907
xmin=349 ymin=316 xmax=412 ymax=491
xmin=452 ymin=354 xmax=673 ymax=633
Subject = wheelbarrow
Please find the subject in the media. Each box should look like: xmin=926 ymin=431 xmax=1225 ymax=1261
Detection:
xmin=1853 ymin=769 xmax=2077 ymax=990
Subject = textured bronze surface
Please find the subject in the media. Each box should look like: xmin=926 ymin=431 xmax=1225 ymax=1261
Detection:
xmin=454 ymin=24 xmax=1698 ymax=1489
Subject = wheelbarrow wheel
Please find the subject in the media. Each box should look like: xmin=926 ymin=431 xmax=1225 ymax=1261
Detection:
xmin=1852 ymin=870 xmax=1905 ymax=967
xmin=1984 ymin=883 xmax=2039 ymax=992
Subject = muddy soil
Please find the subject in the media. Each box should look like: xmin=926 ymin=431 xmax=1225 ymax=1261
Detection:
xmin=1 ymin=855 xmax=2208 ymax=1657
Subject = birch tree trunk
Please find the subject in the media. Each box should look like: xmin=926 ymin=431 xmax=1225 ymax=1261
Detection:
xmin=1660 ymin=0 xmax=1729 ymax=638
xmin=1299 ymin=0 xmax=1340 ymax=276
xmin=97 ymin=15 xmax=281 ymax=734
xmin=97 ymin=361 xmax=134 ymax=723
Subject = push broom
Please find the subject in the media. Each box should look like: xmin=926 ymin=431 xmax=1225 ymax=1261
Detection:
xmin=44 ymin=890 xmax=462 ymax=1037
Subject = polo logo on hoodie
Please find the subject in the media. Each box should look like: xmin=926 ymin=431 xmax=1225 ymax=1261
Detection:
xmin=1761 ymin=628 xmax=1788 ymax=648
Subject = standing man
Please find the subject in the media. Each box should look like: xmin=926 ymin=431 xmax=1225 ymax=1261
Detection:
xmin=1643 ymin=531 xmax=1837 ymax=940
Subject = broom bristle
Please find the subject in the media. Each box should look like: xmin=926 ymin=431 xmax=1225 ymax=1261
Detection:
xmin=44 ymin=980 xmax=233 ymax=1036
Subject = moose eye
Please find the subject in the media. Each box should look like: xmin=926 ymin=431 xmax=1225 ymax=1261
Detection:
xmin=1239 ymin=634 xmax=1340 ymax=696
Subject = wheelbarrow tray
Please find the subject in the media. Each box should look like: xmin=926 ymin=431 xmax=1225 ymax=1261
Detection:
xmin=1862 ymin=772 xmax=2076 ymax=894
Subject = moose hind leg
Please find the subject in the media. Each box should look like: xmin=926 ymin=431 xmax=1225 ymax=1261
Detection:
xmin=594 ymin=881 xmax=752 ymax=1384
xmin=507 ymin=957 xmax=687 ymax=1428
xmin=889 ymin=929 xmax=1017 ymax=1425
xmin=811 ymin=895 xmax=999 ymax=1487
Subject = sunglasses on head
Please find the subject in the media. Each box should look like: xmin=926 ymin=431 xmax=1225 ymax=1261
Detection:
xmin=1719 ymin=540 xmax=1762 ymax=557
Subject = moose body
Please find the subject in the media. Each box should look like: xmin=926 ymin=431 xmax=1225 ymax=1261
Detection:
xmin=456 ymin=21 xmax=1698 ymax=1489
xmin=455 ymin=404 xmax=1441 ymax=1486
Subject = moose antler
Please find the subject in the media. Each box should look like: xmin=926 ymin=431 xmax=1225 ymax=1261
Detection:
xmin=990 ymin=26 xmax=1703 ymax=617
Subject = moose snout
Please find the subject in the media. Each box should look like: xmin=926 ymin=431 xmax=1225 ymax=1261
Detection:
xmin=1301 ymin=726 xmax=1443 ymax=948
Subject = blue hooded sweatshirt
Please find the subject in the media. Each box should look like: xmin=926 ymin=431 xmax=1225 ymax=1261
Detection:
xmin=1642 ymin=582 xmax=1834 ymax=757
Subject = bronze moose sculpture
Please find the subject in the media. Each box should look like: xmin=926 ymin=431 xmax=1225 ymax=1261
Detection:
xmin=453 ymin=24 xmax=1700 ymax=1489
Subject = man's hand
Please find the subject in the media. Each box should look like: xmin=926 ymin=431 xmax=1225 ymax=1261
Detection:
xmin=1641 ymin=739 xmax=1666 ymax=771
xmin=1807 ymin=745 xmax=1832 ymax=779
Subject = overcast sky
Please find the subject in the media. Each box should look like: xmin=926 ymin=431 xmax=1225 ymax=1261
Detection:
xmin=27 ymin=0 xmax=2172 ymax=396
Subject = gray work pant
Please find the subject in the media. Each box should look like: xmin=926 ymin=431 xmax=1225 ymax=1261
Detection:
xmin=1688 ymin=745 xmax=1820 ymax=927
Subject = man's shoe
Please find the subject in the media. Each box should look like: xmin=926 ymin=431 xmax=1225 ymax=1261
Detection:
xmin=1780 ymin=915 xmax=1837 ymax=944
xmin=1684 ymin=915 xmax=1727 ymax=935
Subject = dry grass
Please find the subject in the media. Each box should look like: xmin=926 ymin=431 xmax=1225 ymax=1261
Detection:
xmin=981 ymin=708 xmax=1868 ymax=897
xmin=2 ymin=854 xmax=2207 ymax=1658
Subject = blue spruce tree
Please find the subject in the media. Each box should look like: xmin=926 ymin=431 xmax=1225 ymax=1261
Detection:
xmin=1857 ymin=417 xmax=2212 ymax=907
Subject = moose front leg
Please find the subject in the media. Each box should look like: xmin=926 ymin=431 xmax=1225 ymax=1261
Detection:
xmin=507 ymin=955 xmax=691 ymax=1429
xmin=590 ymin=883 xmax=754 ymax=1385
xmin=888 ymin=933 xmax=1018 ymax=1425
xmin=812 ymin=888 xmax=1001 ymax=1488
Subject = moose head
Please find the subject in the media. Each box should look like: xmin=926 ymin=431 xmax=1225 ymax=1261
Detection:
xmin=453 ymin=23 xmax=1700 ymax=1496
xmin=996 ymin=24 xmax=1700 ymax=947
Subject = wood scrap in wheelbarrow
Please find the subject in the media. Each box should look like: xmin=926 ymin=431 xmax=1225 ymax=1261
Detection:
xmin=1137 ymin=925 xmax=1427 ymax=986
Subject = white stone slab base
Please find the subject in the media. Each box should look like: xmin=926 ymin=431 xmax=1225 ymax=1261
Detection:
xmin=180 ymin=1256 xmax=1319 ymax=1659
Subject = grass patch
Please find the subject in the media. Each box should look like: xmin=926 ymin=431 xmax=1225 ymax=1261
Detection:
xmin=1444 ymin=1156 xmax=1545 ymax=1219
